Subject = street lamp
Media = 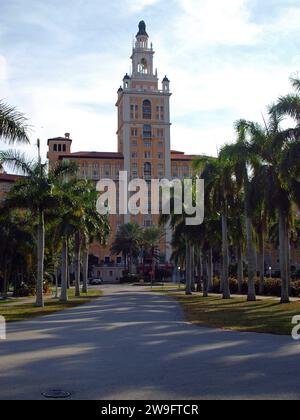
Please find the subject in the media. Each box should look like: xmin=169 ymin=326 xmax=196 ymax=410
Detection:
xmin=269 ymin=267 xmax=272 ymax=278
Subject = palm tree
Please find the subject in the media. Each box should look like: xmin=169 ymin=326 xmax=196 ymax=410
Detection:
xmin=274 ymin=76 xmax=300 ymax=124
xmin=0 ymin=149 xmax=77 ymax=306
xmin=220 ymin=131 xmax=260 ymax=302
xmin=194 ymin=157 xmax=234 ymax=299
xmin=0 ymin=101 xmax=30 ymax=145
xmin=111 ymin=223 xmax=141 ymax=274
xmin=142 ymin=226 xmax=164 ymax=285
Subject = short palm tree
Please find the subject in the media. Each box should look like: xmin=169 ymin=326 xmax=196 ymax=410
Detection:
xmin=111 ymin=223 xmax=142 ymax=274
xmin=142 ymin=226 xmax=164 ymax=285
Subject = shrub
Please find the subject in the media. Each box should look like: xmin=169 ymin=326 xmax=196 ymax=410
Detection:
xmin=210 ymin=277 xmax=300 ymax=298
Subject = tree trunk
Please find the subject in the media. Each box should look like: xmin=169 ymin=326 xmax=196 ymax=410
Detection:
xmin=197 ymin=248 xmax=203 ymax=292
xmin=237 ymin=245 xmax=243 ymax=295
xmin=222 ymin=214 xmax=230 ymax=299
xmin=191 ymin=245 xmax=196 ymax=292
xmin=74 ymin=231 xmax=81 ymax=297
xmin=246 ymin=216 xmax=256 ymax=301
xmin=60 ymin=238 xmax=68 ymax=302
xmin=2 ymin=256 xmax=8 ymax=298
xmin=54 ymin=268 xmax=58 ymax=299
xmin=82 ymin=248 xmax=89 ymax=294
xmin=258 ymin=232 xmax=265 ymax=295
xmin=208 ymin=248 xmax=213 ymax=292
xmin=36 ymin=211 xmax=45 ymax=307
xmin=185 ymin=242 xmax=192 ymax=295
xmin=279 ymin=210 xmax=290 ymax=304
xmin=203 ymin=252 xmax=209 ymax=298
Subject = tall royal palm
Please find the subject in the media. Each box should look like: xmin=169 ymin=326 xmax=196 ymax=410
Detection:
xmin=0 ymin=149 xmax=77 ymax=307
xmin=194 ymin=157 xmax=234 ymax=299
xmin=220 ymin=131 xmax=259 ymax=302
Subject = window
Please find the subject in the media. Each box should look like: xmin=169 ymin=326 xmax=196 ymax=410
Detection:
xmin=157 ymin=129 xmax=164 ymax=138
xmin=143 ymin=100 xmax=152 ymax=119
xmin=156 ymin=106 xmax=164 ymax=121
xmin=131 ymin=128 xmax=138 ymax=137
xmin=58 ymin=144 xmax=62 ymax=152
xmin=104 ymin=164 xmax=111 ymax=177
xmin=158 ymin=153 xmax=164 ymax=160
xmin=143 ymin=124 xmax=152 ymax=138
xmin=63 ymin=145 xmax=66 ymax=152
xmin=144 ymin=216 xmax=153 ymax=227
xmin=138 ymin=58 xmax=148 ymax=74
xmin=144 ymin=151 xmax=151 ymax=159
xmin=144 ymin=141 xmax=151 ymax=148
xmin=144 ymin=162 xmax=152 ymax=179
xmin=132 ymin=163 xmax=138 ymax=178
xmin=54 ymin=144 xmax=58 ymax=152
xmin=132 ymin=152 xmax=138 ymax=159
xmin=158 ymin=141 xmax=163 ymax=149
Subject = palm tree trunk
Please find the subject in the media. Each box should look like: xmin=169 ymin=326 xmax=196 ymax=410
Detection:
xmin=222 ymin=214 xmax=230 ymax=299
xmin=191 ymin=245 xmax=195 ymax=292
xmin=203 ymin=252 xmax=209 ymax=298
xmin=82 ymin=248 xmax=89 ymax=294
xmin=36 ymin=211 xmax=45 ymax=307
xmin=60 ymin=238 xmax=68 ymax=302
xmin=279 ymin=210 xmax=290 ymax=303
xmin=208 ymin=248 xmax=213 ymax=292
xmin=237 ymin=245 xmax=243 ymax=294
xmin=2 ymin=256 xmax=8 ymax=298
xmin=258 ymin=232 xmax=265 ymax=295
xmin=74 ymin=231 xmax=81 ymax=297
xmin=197 ymin=248 xmax=203 ymax=292
xmin=185 ymin=242 xmax=192 ymax=295
xmin=245 ymin=216 xmax=256 ymax=301
xmin=54 ymin=268 xmax=58 ymax=299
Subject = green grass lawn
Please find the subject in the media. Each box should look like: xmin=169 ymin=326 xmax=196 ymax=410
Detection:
xmin=151 ymin=290 xmax=300 ymax=335
xmin=0 ymin=289 xmax=103 ymax=323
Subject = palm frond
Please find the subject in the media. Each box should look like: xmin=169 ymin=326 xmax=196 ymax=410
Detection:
xmin=0 ymin=100 xmax=30 ymax=144
xmin=0 ymin=149 xmax=35 ymax=176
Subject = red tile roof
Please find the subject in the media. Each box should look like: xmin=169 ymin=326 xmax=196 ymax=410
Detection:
xmin=0 ymin=173 xmax=25 ymax=183
xmin=171 ymin=153 xmax=197 ymax=161
xmin=47 ymin=137 xmax=73 ymax=145
xmin=59 ymin=152 xmax=124 ymax=160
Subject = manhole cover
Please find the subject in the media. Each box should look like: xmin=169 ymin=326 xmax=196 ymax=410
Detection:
xmin=42 ymin=390 xmax=71 ymax=399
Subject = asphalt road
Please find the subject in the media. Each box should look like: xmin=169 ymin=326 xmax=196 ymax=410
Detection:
xmin=1 ymin=285 xmax=300 ymax=400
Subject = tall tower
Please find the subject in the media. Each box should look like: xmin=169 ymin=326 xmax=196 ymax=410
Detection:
xmin=116 ymin=21 xmax=172 ymax=231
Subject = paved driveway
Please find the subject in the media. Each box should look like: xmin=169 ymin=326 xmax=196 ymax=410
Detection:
xmin=1 ymin=286 xmax=300 ymax=400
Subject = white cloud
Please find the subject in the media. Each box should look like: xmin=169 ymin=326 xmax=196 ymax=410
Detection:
xmin=175 ymin=0 xmax=261 ymax=47
xmin=127 ymin=0 xmax=160 ymax=12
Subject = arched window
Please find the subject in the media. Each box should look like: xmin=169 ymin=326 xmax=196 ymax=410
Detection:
xmin=143 ymin=124 xmax=152 ymax=138
xmin=143 ymin=100 xmax=151 ymax=120
xmin=138 ymin=58 xmax=148 ymax=74
xmin=58 ymin=144 xmax=62 ymax=152
xmin=54 ymin=144 xmax=57 ymax=152
xmin=63 ymin=144 xmax=66 ymax=152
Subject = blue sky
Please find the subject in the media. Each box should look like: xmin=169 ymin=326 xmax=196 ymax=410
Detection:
xmin=0 ymin=0 xmax=300 ymax=161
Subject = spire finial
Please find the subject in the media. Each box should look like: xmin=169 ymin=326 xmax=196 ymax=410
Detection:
xmin=137 ymin=21 xmax=148 ymax=37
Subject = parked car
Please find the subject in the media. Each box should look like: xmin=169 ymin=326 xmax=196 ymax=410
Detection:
xmin=89 ymin=278 xmax=103 ymax=285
